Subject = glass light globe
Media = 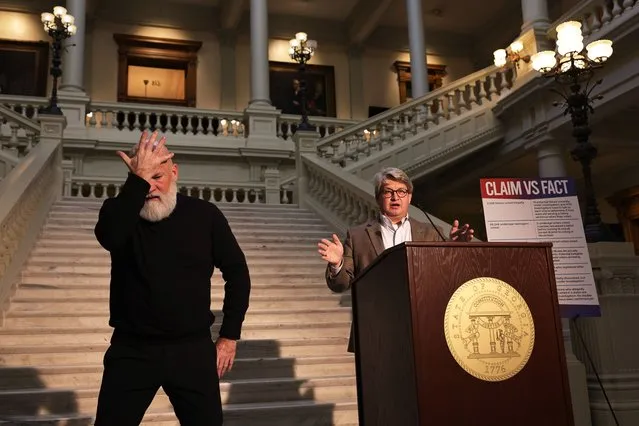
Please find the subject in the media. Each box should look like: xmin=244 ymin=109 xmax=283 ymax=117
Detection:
xmin=493 ymin=49 xmax=507 ymax=67
xmin=53 ymin=6 xmax=67 ymax=17
xmin=510 ymin=40 xmax=524 ymax=53
xmin=61 ymin=14 xmax=75 ymax=25
xmin=295 ymin=32 xmax=307 ymax=42
xmin=531 ymin=51 xmax=557 ymax=72
xmin=556 ymin=21 xmax=584 ymax=55
xmin=586 ymin=39 xmax=613 ymax=62
xmin=41 ymin=12 xmax=55 ymax=23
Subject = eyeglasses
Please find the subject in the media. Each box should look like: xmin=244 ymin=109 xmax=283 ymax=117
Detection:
xmin=381 ymin=189 xmax=409 ymax=198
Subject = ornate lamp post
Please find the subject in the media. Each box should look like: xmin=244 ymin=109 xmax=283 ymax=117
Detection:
xmin=288 ymin=32 xmax=317 ymax=131
xmin=41 ymin=6 xmax=77 ymax=115
xmin=531 ymin=21 xmax=614 ymax=243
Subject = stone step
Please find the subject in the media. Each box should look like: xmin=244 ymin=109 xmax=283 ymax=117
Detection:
xmin=43 ymin=221 xmax=331 ymax=232
xmin=40 ymin=230 xmax=327 ymax=243
xmin=40 ymin=224 xmax=331 ymax=237
xmin=34 ymin=239 xmax=323 ymax=251
xmin=46 ymin=214 xmax=326 ymax=225
xmin=0 ymin=356 xmax=355 ymax=389
xmin=54 ymin=200 xmax=308 ymax=213
xmin=21 ymin=271 xmax=325 ymax=285
xmin=0 ymin=400 xmax=359 ymax=426
xmin=9 ymin=293 xmax=350 ymax=312
xmin=29 ymin=247 xmax=321 ymax=259
xmin=26 ymin=255 xmax=324 ymax=267
xmin=0 ymin=338 xmax=350 ymax=365
xmin=0 ymin=375 xmax=357 ymax=415
xmin=4 ymin=307 xmax=352 ymax=328
xmin=22 ymin=262 xmax=326 ymax=275
xmin=15 ymin=283 xmax=332 ymax=299
xmin=0 ymin=322 xmax=351 ymax=345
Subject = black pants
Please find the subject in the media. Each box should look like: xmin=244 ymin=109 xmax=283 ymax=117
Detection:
xmin=94 ymin=332 xmax=223 ymax=426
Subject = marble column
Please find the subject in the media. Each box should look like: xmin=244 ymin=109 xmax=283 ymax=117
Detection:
xmin=348 ymin=45 xmax=366 ymax=120
xmin=249 ymin=0 xmax=271 ymax=106
xmin=406 ymin=0 xmax=428 ymax=97
xmin=219 ymin=31 xmax=237 ymax=111
xmin=521 ymin=0 xmax=550 ymax=34
xmin=520 ymin=0 xmax=551 ymax=53
xmin=537 ymin=140 xmax=593 ymax=426
xmin=60 ymin=0 xmax=86 ymax=92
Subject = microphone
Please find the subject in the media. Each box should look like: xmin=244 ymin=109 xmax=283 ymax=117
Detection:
xmin=415 ymin=203 xmax=447 ymax=242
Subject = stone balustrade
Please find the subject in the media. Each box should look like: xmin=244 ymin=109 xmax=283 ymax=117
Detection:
xmin=66 ymin=175 xmax=295 ymax=205
xmin=552 ymin=0 xmax=638 ymax=39
xmin=86 ymin=102 xmax=246 ymax=138
xmin=0 ymin=105 xmax=42 ymax=178
xmin=314 ymin=66 xmax=513 ymax=173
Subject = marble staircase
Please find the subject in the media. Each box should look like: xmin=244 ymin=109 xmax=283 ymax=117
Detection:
xmin=0 ymin=197 xmax=358 ymax=425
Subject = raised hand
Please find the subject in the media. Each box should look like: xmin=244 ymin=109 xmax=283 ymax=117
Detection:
xmin=450 ymin=219 xmax=474 ymax=242
xmin=318 ymin=234 xmax=344 ymax=267
xmin=116 ymin=130 xmax=174 ymax=181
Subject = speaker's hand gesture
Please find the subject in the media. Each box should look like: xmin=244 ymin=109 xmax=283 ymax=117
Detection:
xmin=318 ymin=234 xmax=344 ymax=267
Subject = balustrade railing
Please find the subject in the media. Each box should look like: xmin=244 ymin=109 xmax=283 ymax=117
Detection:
xmin=0 ymin=104 xmax=42 ymax=178
xmin=67 ymin=175 xmax=277 ymax=204
xmin=315 ymin=66 xmax=514 ymax=168
xmin=552 ymin=0 xmax=638 ymax=39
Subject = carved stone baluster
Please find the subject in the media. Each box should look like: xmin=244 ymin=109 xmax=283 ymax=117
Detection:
xmin=390 ymin=117 xmax=402 ymax=144
xmin=100 ymin=110 xmax=108 ymax=128
xmin=477 ymin=78 xmax=488 ymax=104
xmin=195 ymin=116 xmax=204 ymax=135
xmin=217 ymin=119 xmax=225 ymax=136
xmin=403 ymin=112 xmax=412 ymax=136
xmin=276 ymin=119 xmax=284 ymax=139
xmin=24 ymin=131 xmax=35 ymax=154
xmin=89 ymin=183 xmax=96 ymax=198
xmin=237 ymin=122 xmax=245 ymax=137
xmin=230 ymin=188 xmax=238 ymax=203
xmin=487 ymin=74 xmax=498 ymax=98
xmin=8 ymin=122 xmax=19 ymax=153
xmin=456 ymin=87 xmax=469 ymax=113
xmin=413 ymin=105 xmax=426 ymax=133
xmin=612 ymin=0 xmax=623 ymax=17
xmin=132 ymin=112 xmax=141 ymax=131
xmin=186 ymin=115 xmax=194 ymax=134
xmin=467 ymin=81 xmax=479 ymax=108
xmin=622 ymin=0 xmax=634 ymax=11
xmin=111 ymin=110 xmax=119 ymax=128
xmin=590 ymin=7 xmax=602 ymax=31
xmin=601 ymin=2 xmax=613 ymax=24
xmin=435 ymin=98 xmax=446 ymax=122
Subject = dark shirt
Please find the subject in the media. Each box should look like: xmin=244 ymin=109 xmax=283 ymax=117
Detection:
xmin=94 ymin=173 xmax=250 ymax=341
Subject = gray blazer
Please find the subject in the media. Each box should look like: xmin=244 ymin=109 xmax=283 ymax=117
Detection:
xmin=325 ymin=217 xmax=444 ymax=352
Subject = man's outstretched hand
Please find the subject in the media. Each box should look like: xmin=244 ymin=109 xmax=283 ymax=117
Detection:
xmin=116 ymin=130 xmax=174 ymax=181
xmin=450 ymin=219 xmax=474 ymax=242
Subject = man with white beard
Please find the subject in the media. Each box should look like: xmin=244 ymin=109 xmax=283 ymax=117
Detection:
xmin=93 ymin=130 xmax=250 ymax=426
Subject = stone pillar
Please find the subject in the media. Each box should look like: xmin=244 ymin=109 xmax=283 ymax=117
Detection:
xmin=294 ymin=130 xmax=320 ymax=208
xmin=219 ymin=31 xmax=237 ymax=111
xmin=264 ymin=167 xmax=281 ymax=204
xmin=249 ymin=0 xmax=270 ymax=106
xmin=57 ymin=0 xmax=90 ymax=132
xmin=406 ymin=0 xmax=428 ymax=97
xmin=60 ymin=0 xmax=86 ymax=93
xmin=244 ymin=0 xmax=287 ymax=150
xmin=348 ymin=45 xmax=366 ymax=120
xmin=537 ymin=140 xmax=593 ymax=426
xmin=520 ymin=0 xmax=552 ymax=54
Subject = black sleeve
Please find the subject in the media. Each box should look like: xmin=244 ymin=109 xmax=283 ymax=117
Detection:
xmin=211 ymin=208 xmax=251 ymax=340
xmin=94 ymin=173 xmax=149 ymax=252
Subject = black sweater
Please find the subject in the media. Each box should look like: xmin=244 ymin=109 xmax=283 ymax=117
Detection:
xmin=94 ymin=173 xmax=250 ymax=341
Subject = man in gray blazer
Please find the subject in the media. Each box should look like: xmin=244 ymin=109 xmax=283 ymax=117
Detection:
xmin=317 ymin=167 xmax=473 ymax=352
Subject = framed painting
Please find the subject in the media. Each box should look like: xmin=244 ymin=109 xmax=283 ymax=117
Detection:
xmin=393 ymin=61 xmax=447 ymax=103
xmin=114 ymin=34 xmax=201 ymax=107
xmin=269 ymin=61 xmax=336 ymax=117
xmin=0 ymin=39 xmax=49 ymax=97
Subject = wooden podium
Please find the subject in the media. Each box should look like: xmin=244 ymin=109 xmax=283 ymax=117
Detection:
xmin=351 ymin=242 xmax=574 ymax=426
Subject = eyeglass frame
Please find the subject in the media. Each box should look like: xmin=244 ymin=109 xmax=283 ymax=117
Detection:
xmin=380 ymin=188 xmax=410 ymax=198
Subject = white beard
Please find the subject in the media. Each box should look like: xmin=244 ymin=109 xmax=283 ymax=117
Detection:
xmin=140 ymin=181 xmax=178 ymax=222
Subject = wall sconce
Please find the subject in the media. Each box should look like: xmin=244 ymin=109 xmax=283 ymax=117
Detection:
xmin=493 ymin=40 xmax=531 ymax=68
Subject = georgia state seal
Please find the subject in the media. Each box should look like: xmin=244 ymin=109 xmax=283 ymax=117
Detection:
xmin=443 ymin=277 xmax=535 ymax=382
